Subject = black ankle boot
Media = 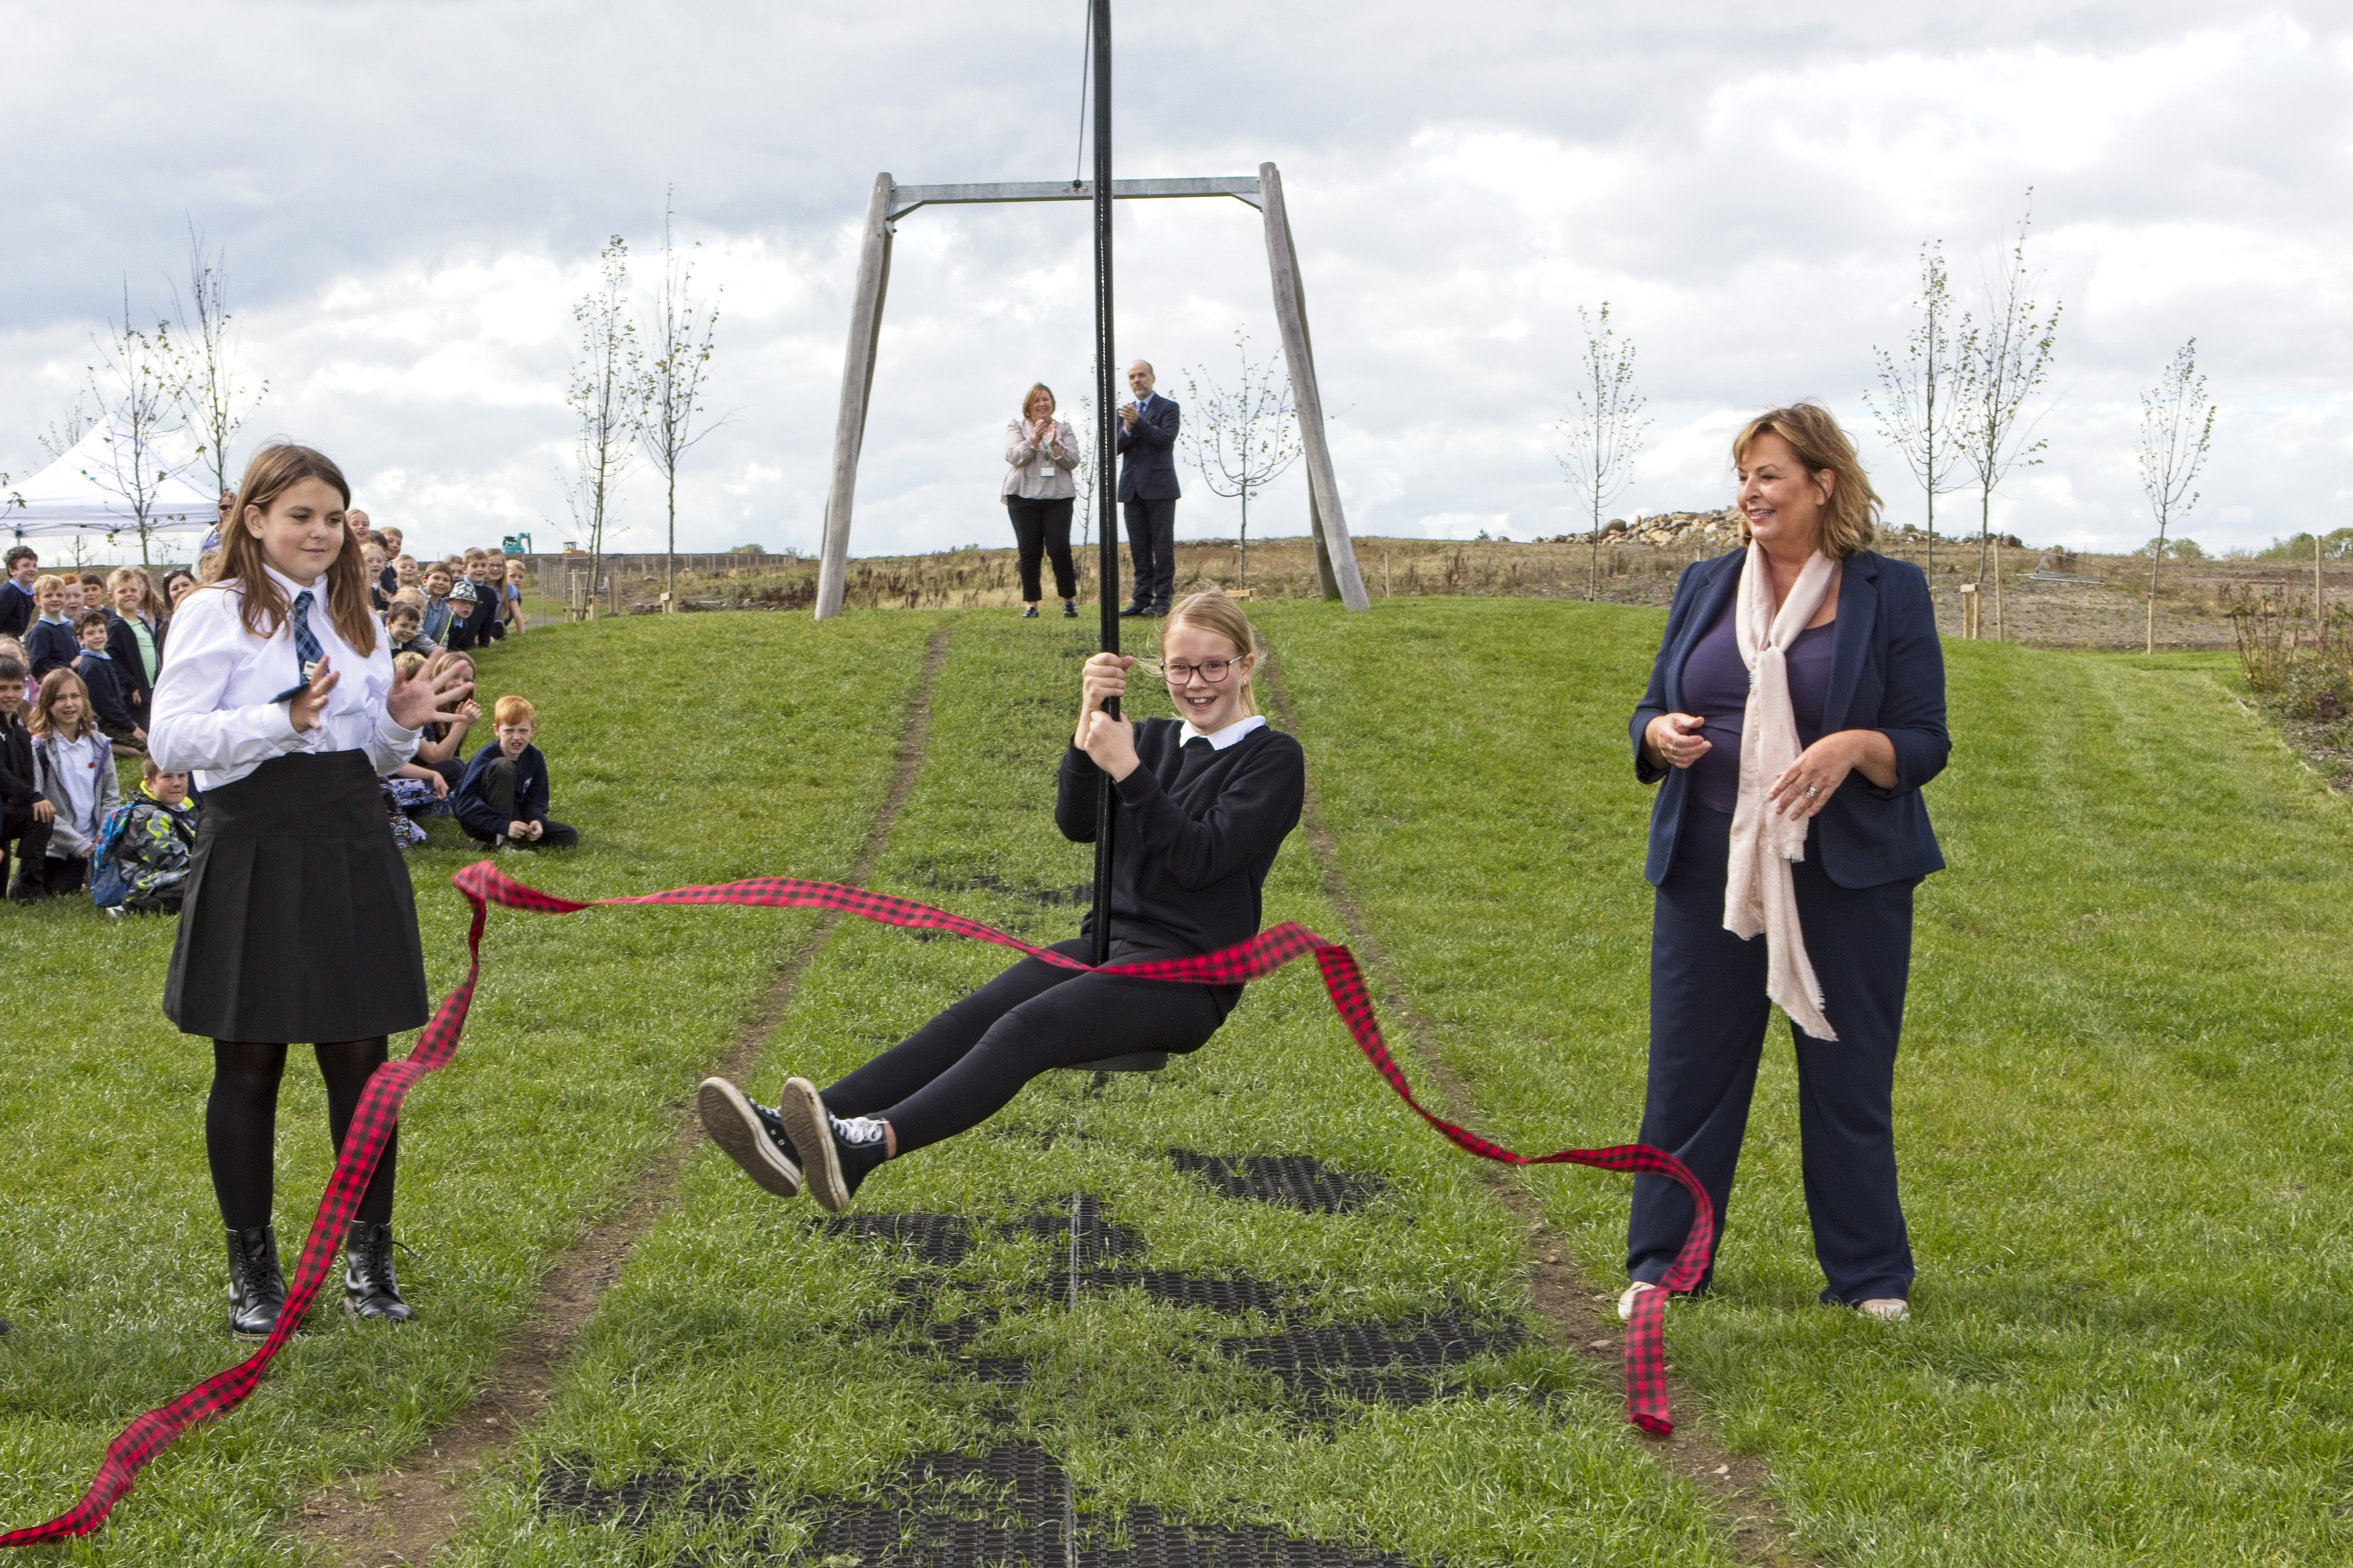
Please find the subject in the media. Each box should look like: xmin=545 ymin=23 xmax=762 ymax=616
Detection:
xmin=344 ymin=1221 xmax=413 ymax=1323
xmin=226 ymin=1225 xmax=287 ymax=1341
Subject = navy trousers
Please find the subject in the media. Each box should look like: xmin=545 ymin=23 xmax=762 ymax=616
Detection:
xmin=1626 ymin=804 xmax=1917 ymax=1305
xmin=1122 ymin=498 xmax=1177 ymax=608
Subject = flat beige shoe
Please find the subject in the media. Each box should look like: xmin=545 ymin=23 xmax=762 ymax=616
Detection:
xmin=1616 ymin=1281 xmax=1662 ymax=1321
xmin=1857 ymin=1297 xmax=1910 ymax=1322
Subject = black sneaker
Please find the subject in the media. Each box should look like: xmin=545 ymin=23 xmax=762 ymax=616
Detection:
xmin=698 ymin=1077 xmax=803 ymax=1198
xmin=1118 ymin=603 xmax=1151 ymax=617
xmin=1021 ymin=604 xmax=1040 ymax=619
xmin=1062 ymin=599 xmax=1078 ymax=618
xmin=776 ymin=1077 xmax=888 ymax=1212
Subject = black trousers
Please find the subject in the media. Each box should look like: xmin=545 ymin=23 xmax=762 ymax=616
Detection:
xmin=823 ymin=937 xmax=1224 ymax=1156
xmin=24 ymin=854 xmax=86 ymax=899
xmin=2 ymin=807 xmax=53 ymax=899
xmin=1627 ymin=804 xmax=1917 ymax=1305
xmin=479 ymin=759 xmax=578 ymax=848
xmin=1006 ymin=497 xmax=1077 ymax=602
xmin=1122 ymin=497 xmax=1178 ymax=608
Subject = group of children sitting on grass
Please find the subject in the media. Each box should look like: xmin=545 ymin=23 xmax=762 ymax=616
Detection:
xmin=0 ymin=532 xmax=575 ymax=911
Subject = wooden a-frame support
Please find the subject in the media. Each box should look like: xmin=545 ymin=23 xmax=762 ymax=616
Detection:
xmin=814 ymin=162 xmax=1370 ymax=618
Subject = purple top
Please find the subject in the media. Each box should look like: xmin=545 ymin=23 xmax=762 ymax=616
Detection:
xmin=1678 ymin=598 xmax=1838 ymax=815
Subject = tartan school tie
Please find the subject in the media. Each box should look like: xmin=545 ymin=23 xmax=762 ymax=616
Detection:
xmin=291 ymin=590 xmax=323 ymax=686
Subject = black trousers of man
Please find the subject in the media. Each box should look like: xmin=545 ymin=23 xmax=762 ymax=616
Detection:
xmin=1006 ymin=497 xmax=1077 ymax=602
xmin=1626 ymin=803 xmax=1918 ymax=1306
xmin=1122 ymin=498 xmax=1178 ymax=610
xmin=478 ymin=759 xmax=579 ymax=849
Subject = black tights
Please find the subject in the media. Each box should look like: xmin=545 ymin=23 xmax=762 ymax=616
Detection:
xmin=823 ymin=938 xmax=1225 ymax=1156
xmin=206 ymin=1039 xmax=396 ymax=1231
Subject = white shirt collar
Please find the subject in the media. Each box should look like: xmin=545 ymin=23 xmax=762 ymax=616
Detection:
xmin=260 ymin=561 xmax=325 ymax=597
xmin=1181 ymin=713 xmax=1265 ymax=751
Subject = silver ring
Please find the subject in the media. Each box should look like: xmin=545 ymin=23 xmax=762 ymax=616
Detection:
xmin=1804 ymin=785 xmax=1820 ymax=799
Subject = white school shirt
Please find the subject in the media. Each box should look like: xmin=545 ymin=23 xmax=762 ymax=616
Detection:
xmin=44 ymin=730 xmax=105 ymax=843
xmin=147 ymin=564 xmax=421 ymax=791
xmin=1180 ymin=713 xmax=1264 ymax=750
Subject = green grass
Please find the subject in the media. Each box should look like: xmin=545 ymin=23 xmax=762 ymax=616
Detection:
xmin=441 ymin=616 xmax=1724 ymax=1567
xmin=1259 ymin=597 xmax=2353 ymax=1566
xmin=5 ymin=600 xmax=2349 ymax=1565
xmin=0 ymin=611 xmax=940 ymax=1565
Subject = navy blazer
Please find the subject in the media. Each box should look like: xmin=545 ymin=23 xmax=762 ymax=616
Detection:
xmin=1115 ymin=394 xmax=1182 ymax=501
xmin=104 ymin=612 xmax=161 ymax=718
xmin=1630 ymin=548 xmax=1948 ymax=890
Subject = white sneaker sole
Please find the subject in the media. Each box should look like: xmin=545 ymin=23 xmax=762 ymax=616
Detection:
xmin=1617 ymin=1281 xmax=1662 ymax=1321
xmin=776 ymin=1077 xmax=848 ymax=1212
xmin=698 ymin=1078 xmax=803 ymax=1199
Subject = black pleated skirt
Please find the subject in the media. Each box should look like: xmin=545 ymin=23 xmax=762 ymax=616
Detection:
xmin=165 ymin=750 xmax=430 ymax=1043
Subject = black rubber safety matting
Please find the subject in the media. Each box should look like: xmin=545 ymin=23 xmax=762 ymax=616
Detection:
xmin=811 ymin=1198 xmax=1537 ymax=1417
xmin=1220 ymin=1313 xmax=1534 ymax=1415
xmin=1167 ymin=1151 xmax=1388 ymax=1213
xmin=542 ymin=1442 xmax=1431 ymax=1566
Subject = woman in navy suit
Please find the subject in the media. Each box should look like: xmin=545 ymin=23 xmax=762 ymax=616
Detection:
xmin=1625 ymin=402 xmax=1948 ymax=1324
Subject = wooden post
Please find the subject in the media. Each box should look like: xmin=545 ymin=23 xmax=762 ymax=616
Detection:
xmin=815 ymin=173 xmax=896 ymax=620
xmin=1993 ymin=543 xmax=2004 ymax=642
xmin=1258 ymin=163 xmax=1370 ymax=610
xmin=2318 ymin=533 xmax=2327 ymax=650
xmin=1959 ymin=582 xmax=1978 ymax=640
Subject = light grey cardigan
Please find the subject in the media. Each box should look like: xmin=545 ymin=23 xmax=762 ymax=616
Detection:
xmin=1002 ymin=417 xmax=1080 ymax=500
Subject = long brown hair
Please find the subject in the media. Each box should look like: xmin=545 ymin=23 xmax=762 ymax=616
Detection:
xmin=30 ymin=667 xmax=94 ymax=742
xmin=1731 ymin=403 xmax=1881 ymax=560
xmin=210 ymin=444 xmax=378 ymax=655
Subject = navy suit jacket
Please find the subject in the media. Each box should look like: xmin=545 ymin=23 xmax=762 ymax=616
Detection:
xmin=1630 ymin=548 xmax=1948 ymax=890
xmin=1115 ymin=394 xmax=1182 ymax=501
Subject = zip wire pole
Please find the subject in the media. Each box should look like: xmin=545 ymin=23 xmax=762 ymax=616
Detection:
xmin=1088 ymin=0 xmax=1118 ymax=969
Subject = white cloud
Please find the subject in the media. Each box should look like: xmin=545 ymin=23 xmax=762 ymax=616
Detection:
xmin=3 ymin=3 xmax=2350 ymax=561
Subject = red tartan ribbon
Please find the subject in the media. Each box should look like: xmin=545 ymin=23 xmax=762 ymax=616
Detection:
xmin=1 ymin=865 xmax=1710 ymax=1546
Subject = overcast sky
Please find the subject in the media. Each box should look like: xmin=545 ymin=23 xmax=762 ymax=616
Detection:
xmin=3 ymin=1 xmax=2346 ymax=562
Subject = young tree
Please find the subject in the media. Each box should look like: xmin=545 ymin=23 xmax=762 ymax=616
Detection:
xmin=1956 ymin=198 xmax=2062 ymax=617
xmin=1554 ymin=304 xmax=1650 ymax=601
xmin=638 ymin=192 xmax=724 ymax=598
xmin=2137 ymin=338 xmax=2216 ymax=655
xmin=171 ymin=223 xmax=267 ymax=500
xmin=565 ymin=236 xmax=642 ymax=615
xmin=38 ymin=393 xmax=96 ymax=461
xmin=84 ymin=283 xmax=184 ymax=565
xmin=1181 ymin=330 xmax=1304 ymax=592
xmin=1865 ymin=241 xmax=1968 ymax=583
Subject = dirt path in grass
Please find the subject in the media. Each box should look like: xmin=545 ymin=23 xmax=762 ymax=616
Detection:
xmin=293 ymin=625 xmax=954 ymax=1568
xmin=1261 ymin=656 xmax=1815 ymax=1568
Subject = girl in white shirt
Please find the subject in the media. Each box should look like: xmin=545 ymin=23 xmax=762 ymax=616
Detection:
xmin=148 ymin=443 xmax=472 ymax=1341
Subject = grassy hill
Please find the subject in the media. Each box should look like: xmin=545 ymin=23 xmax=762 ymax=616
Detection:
xmin=1 ymin=603 xmax=2346 ymax=1566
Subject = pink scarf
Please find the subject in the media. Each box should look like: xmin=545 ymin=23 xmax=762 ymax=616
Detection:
xmin=1723 ymin=543 xmax=1838 ymax=1041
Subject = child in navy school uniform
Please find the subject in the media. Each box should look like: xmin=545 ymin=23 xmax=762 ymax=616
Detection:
xmin=452 ymin=696 xmax=576 ymax=849
xmin=148 ymin=443 xmax=473 ymax=1339
xmin=697 ymin=592 xmax=1305 ymax=1214
xmin=0 ymin=547 xmax=40 ymax=640
xmin=25 ymin=577 xmax=78 ymax=680
xmin=73 ymin=609 xmax=144 ymax=748
xmin=0 ymin=655 xmax=53 ymax=900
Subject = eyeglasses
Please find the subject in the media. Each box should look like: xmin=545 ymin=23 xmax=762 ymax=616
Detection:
xmin=1163 ymin=657 xmax=1239 ymax=685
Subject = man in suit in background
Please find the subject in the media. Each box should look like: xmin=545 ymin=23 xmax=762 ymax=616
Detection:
xmin=1116 ymin=360 xmax=1181 ymax=617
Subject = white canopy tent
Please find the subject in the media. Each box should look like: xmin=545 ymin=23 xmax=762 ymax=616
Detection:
xmin=3 ymin=417 xmax=218 ymax=547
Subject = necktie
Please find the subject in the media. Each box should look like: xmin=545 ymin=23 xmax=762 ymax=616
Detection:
xmin=292 ymin=589 xmax=323 ymax=687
